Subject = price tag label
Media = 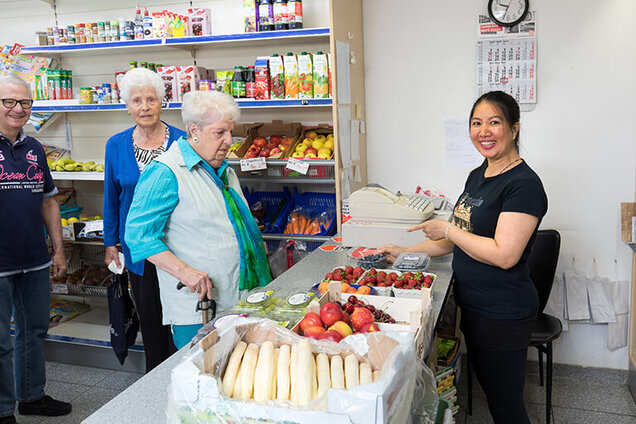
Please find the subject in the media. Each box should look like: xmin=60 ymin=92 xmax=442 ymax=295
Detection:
xmin=240 ymin=157 xmax=267 ymax=172
xmin=286 ymin=157 xmax=309 ymax=175
xmin=51 ymin=283 xmax=68 ymax=294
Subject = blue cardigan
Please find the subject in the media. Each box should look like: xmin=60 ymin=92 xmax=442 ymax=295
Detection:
xmin=103 ymin=122 xmax=186 ymax=276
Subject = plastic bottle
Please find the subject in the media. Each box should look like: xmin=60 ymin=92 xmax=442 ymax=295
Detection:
xmin=258 ymin=0 xmax=274 ymax=32
xmin=118 ymin=17 xmax=127 ymax=39
xmin=274 ymin=0 xmax=288 ymax=31
xmin=232 ymin=66 xmax=246 ymax=98
xmin=129 ymin=60 xmax=138 ymax=69
xmin=245 ymin=65 xmax=256 ymax=98
xmin=111 ymin=20 xmax=120 ymax=41
xmin=143 ymin=6 xmax=153 ymax=39
xmin=288 ymin=0 xmax=303 ymax=29
xmin=134 ymin=5 xmax=143 ymax=26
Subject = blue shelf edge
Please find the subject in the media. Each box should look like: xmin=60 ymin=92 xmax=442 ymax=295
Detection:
xmin=31 ymin=98 xmax=332 ymax=112
xmin=21 ymin=27 xmax=330 ymax=54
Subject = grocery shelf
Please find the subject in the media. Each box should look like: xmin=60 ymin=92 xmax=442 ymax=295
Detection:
xmin=261 ymin=234 xmax=331 ymax=243
xmin=227 ymin=159 xmax=335 ymax=167
xmin=238 ymin=177 xmax=335 ymax=184
xmin=20 ymin=27 xmax=330 ymax=55
xmin=51 ymin=171 xmax=104 ymax=181
xmin=32 ymin=98 xmax=332 ymax=113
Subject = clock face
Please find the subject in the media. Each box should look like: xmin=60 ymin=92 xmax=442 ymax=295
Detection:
xmin=488 ymin=0 xmax=529 ymax=26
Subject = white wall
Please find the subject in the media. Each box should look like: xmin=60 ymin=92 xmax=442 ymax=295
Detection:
xmin=363 ymin=0 xmax=636 ymax=369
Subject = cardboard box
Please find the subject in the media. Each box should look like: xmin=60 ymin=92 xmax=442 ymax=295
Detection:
xmin=168 ymin=318 xmax=419 ymax=424
xmin=229 ymin=120 xmax=302 ymax=159
xmin=157 ymin=66 xmax=178 ymax=102
xmin=621 ymin=202 xmax=636 ymax=242
xmin=289 ymin=124 xmax=334 ymax=159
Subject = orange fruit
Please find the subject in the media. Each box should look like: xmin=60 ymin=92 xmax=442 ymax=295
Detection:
xmin=347 ymin=287 xmax=357 ymax=293
xmin=356 ymin=286 xmax=371 ymax=295
xmin=340 ymin=282 xmax=351 ymax=292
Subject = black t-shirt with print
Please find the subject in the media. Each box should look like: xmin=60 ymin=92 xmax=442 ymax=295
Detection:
xmin=452 ymin=160 xmax=548 ymax=320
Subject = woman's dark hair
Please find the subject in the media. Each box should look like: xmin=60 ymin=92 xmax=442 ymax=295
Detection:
xmin=469 ymin=91 xmax=520 ymax=152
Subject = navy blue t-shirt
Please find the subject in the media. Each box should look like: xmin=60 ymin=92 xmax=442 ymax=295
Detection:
xmin=452 ymin=160 xmax=547 ymax=319
xmin=0 ymin=133 xmax=56 ymax=273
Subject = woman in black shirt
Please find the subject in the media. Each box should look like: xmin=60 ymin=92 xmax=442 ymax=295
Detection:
xmin=380 ymin=91 xmax=547 ymax=424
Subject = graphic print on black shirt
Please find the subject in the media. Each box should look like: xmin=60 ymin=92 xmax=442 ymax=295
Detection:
xmin=454 ymin=193 xmax=484 ymax=233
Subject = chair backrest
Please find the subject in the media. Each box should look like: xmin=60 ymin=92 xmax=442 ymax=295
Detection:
xmin=528 ymin=229 xmax=561 ymax=313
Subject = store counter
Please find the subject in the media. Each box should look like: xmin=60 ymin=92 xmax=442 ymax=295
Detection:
xmin=82 ymin=244 xmax=454 ymax=424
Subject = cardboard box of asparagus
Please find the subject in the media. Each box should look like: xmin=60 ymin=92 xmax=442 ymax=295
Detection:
xmin=167 ymin=316 xmax=439 ymax=424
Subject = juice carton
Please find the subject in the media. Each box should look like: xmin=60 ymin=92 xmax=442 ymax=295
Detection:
xmin=243 ymin=0 xmax=259 ymax=33
xmin=313 ymin=51 xmax=329 ymax=99
xmin=177 ymin=66 xmax=205 ymax=98
xmin=188 ymin=8 xmax=212 ymax=36
xmin=282 ymin=53 xmax=299 ymax=99
xmin=297 ymin=52 xmax=313 ymax=99
xmin=157 ymin=66 xmax=179 ymax=101
xmin=327 ymin=52 xmax=333 ymax=98
xmin=269 ymin=54 xmax=284 ymax=99
xmin=254 ymin=58 xmax=270 ymax=100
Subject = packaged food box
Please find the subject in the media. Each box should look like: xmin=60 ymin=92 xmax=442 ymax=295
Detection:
xmin=283 ymin=53 xmax=299 ymax=99
xmin=188 ymin=8 xmax=212 ymax=36
xmin=157 ymin=66 xmax=179 ymax=101
xmin=176 ymin=65 xmax=205 ymax=98
xmin=392 ymin=252 xmax=430 ymax=272
xmin=269 ymin=54 xmax=284 ymax=99
xmin=152 ymin=11 xmax=169 ymax=38
xmin=298 ymin=52 xmax=313 ymax=99
xmin=254 ymin=58 xmax=270 ymax=100
xmin=327 ymin=52 xmax=333 ymax=97
xmin=231 ymin=287 xmax=284 ymax=317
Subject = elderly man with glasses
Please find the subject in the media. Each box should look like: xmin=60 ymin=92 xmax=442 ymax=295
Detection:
xmin=0 ymin=75 xmax=71 ymax=424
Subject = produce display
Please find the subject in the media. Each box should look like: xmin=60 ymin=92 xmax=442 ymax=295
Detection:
xmin=48 ymin=157 xmax=104 ymax=172
xmin=393 ymin=271 xmax=435 ymax=290
xmin=220 ymin=338 xmax=378 ymax=406
xmin=357 ymin=268 xmax=400 ymax=287
xmin=297 ymin=295 xmax=395 ymax=342
xmin=316 ymin=266 xmax=370 ymax=295
xmin=243 ymin=134 xmax=293 ymax=158
xmin=291 ymin=130 xmax=334 ymax=159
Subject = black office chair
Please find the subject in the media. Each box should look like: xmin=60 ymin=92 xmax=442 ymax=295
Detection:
xmin=466 ymin=229 xmax=562 ymax=424
xmin=528 ymin=229 xmax=562 ymax=424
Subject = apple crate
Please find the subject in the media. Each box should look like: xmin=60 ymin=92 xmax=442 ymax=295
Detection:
xmin=226 ymin=122 xmax=263 ymax=159
xmin=286 ymin=124 xmax=334 ymax=159
xmin=243 ymin=187 xmax=291 ymax=234
xmin=230 ymin=120 xmax=302 ymax=160
xmin=274 ymin=188 xmax=336 ymax=236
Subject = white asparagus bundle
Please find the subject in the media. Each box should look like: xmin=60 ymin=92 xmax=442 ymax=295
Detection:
xmin=277 ymin=344 xmax=291 ymax=401
xmin=253 ymin=341 xmax=275 ymax=402
xmin=372 ymin=369 xmax=381 ymax=382
xmin=237 ymin=343 xmax=259 ymax=399
xmin=221 ymin=341 xmax=247 ymax=397
xmin=344 ymin=354 xmax=359 ymax=389
xmin=330 ymin=354 xmax=345 ymax=389
xmin=296 ymin=339 xmax=314 ymax=406
xmin=290 ymin=343 xmax=299 ymax=405
xmin=316 ymin=353 xmax=331 ymax=398
xmin=359 ymin=362 xmax=373 ymax=385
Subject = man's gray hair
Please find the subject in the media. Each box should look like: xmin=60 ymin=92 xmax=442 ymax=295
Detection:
xmin=119 ymin=67 xmax=165 ymax=104
xmin=0 ymin=74 xmax=32 ymax=97
xmin=181 ymin=91 xmax=240 ymax=136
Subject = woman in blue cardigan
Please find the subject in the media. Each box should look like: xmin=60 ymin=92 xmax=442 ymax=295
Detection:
xmin=103 ymin=68 xmax=185 ymax=372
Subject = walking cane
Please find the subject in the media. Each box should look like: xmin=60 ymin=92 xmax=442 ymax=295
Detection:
xmin=176 ymin=282 xmax=216 ymax=324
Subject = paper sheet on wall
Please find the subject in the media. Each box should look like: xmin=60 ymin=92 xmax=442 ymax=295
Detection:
xmin=350 ymin=120 xmax=360 ymax=162
xmin=336 ymin=40 xmax=351 ymax=104
xmin=444 ymin=119 xmax=482 ymax=169
xmin=338 ymin=104 xmax=352 ymax=168
xmin=341 ymin=168 xmax=352 ymax=200
xmin=477 ymin=11 xmax=536 ymax=38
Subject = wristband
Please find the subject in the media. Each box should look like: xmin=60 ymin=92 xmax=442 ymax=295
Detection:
xmin=444 ymin=223 xmax=452 ymax=240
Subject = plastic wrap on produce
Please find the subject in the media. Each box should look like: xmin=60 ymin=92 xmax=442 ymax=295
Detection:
xmin=167 ymin=316 xmax=438 ymax=424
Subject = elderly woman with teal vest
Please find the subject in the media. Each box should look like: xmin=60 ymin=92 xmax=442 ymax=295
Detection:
xmin=125 ymin=90 xmax=271 ymax=349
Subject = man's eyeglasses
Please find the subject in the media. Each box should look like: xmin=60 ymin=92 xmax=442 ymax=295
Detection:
xmin=1 ymin=98 xmax=34 ymax=109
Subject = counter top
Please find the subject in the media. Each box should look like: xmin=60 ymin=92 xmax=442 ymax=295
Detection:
xmin=83 ymin=241 xmax=453 ymax=424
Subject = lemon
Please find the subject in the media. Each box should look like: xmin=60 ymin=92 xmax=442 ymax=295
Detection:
xmin=67 ymin=217 xmax=79 ymax=224
xmin=60 ymin=218 xmax=69 ymax=226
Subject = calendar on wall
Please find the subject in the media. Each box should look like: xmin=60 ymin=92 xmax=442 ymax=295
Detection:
xmin=476 ymin=11 xmax=537 ymax=104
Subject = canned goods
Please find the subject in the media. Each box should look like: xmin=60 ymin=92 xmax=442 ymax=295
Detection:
xmin=85 ymin=23 xmax=93 ymax=43
xmin=78 ymin=24 xmax=86 ymax=43
xmin=97 ymin=22 xmax=105 ymax=42
xmin=101 ymin=83 xmax=111 ymax=103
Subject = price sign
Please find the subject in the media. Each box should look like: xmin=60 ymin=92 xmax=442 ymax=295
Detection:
xmin=240 ymin=157 xmax=267 ymax=172
xmin=286 ymin=157 xmax=309 ymax=175
xmin=51 ymin=283 xmax=68 ymax=294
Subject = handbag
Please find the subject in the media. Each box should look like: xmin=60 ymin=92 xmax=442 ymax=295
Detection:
xmin=107 ymin=272 xmax=140 ymax=365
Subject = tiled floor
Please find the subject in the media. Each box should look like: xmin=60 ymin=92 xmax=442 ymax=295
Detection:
xmin=13 ymin=362 xmax=142 ymax=424
xmin=8 ymin=359 xmax=636 ymax=423
xmin=454 ymin=361 xmax=636 ymax=424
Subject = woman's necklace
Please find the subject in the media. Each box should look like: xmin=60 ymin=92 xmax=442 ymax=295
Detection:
xmin=496 ymin=157 xmax=522 ymax=175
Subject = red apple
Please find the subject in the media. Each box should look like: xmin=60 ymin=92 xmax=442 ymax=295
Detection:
xmin=341 ymin=311 xmax=351 ymax=326
xmin=244 ymin=151 xmax=258 ymax=158
xmin=266 ymin=142 xmax=278 ymax=150
xmin=303 ymin=326 xmax=327 ymax=340
xmin=358 ymin=322 xmax=381 ymax=333
xmin=253 ymin=137 xmax=267 ymax=148
xmin=247 ymin=144 xmax=260 ymax=153
xmin=269 ymin=135 xmax=282 ymax=145
xmin=258 ymin=148 xmax=271 ymax=157
xmin=281 ymin=136 xmax=293 ymax=147
xmin=268 ymin=147 xmax=282 ymax=157
xmin=304 ymin=147 xmax=318 ymax=156
xmin=328 ymin=321 xmax=353 ymax=338
xmin=319 ymin=330 xmax=343 ymax=343
xmin=300 ymin=312 xmax=323 ymax=333
xmin=320 ymin=302 xmax=344 ymax=327
xmin=351 ymin=307 xmax=375 ymax=331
